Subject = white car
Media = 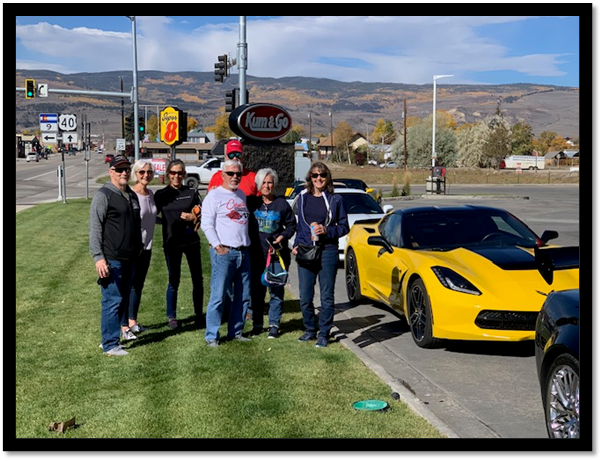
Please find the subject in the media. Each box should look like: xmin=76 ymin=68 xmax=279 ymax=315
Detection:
xmin=290 ymin=188 xmax=394 ymax=261
xmin=184 ymin=157 xmax=224 ymax=189
xmin=26 ymin=152 xmax=40 ymax=162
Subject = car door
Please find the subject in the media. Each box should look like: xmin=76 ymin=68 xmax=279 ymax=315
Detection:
xmin=368 ymin=214 xmax=407 ymax=309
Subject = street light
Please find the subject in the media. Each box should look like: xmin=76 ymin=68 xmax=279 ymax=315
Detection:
xmin=308 ymin=112 xmax=312 ymax=156
xmin=431 ymin=74 xmax=453 ymax=168
xmin=329 ymin=110 xmax=333 ymax=160
xmin=126 ymin=16 xmax=140 ymax=161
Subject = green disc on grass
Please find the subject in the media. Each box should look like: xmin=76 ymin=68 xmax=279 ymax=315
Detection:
xmin=352 ymin=399 xmax=390 ymax=411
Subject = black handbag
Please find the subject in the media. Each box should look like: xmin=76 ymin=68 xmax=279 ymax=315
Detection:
xmin=261 ymin=249 xmax=288 ymax=287
xmin=296 ymin=243 xmax=322 ymax=265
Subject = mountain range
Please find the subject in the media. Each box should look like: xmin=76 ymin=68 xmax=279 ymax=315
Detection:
xmin=16 ymin=70 xmax=579 ymax=143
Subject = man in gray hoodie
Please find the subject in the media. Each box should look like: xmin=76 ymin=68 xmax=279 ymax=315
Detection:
xmin=90 ymin=155 xmax=142 ymax=356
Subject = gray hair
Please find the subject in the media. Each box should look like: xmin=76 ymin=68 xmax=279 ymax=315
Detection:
xmin=131 ymin=159 xmax=154 ymax=182
xmin=223 ymin=159 xmax=242 ymax=171
xmin=255 ymin=168 xmax=279 ymax=189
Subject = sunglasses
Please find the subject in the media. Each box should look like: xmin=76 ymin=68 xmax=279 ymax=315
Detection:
xmin=311 ymin=173 xmax=328 ymax=179
xmin=112 ymin=167 xmax=131 ymax=174
xmin=169 ymin=171 xmax=185 ymax=176
xmin=224 ymin=171 xmax=242 ymax=177
xmin=138 ymin=170 xmax=153 ymax=175
xmin=227 ymin=152 xmax=242 ymax=160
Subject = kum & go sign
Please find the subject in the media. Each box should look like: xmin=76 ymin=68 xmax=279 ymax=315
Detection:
xmin=229 ymin=103 xmax=292 ymax=141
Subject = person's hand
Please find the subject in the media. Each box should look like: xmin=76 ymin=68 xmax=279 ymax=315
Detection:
xmin=95 ymin=259 xmax=110 ymax=278
xmin=292 ymin=246 xmax=298 ymax=256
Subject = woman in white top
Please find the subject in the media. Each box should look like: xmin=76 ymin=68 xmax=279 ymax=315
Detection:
xmin=127 ymin=159 xmax=158 ymax=337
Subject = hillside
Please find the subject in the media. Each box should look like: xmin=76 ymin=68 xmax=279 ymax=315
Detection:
xmin=15 ymin=70 xmax=579 ymax=144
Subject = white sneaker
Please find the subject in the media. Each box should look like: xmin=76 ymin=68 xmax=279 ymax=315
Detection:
xmin=120 ymin=329 xmax=137 ymax=341
xmin=130 ymin=324 xmax=147 ymax=334
xmin=105 ymin=345 xmax=129 ymax=356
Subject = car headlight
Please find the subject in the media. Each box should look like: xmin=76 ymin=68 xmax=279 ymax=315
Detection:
xmin=431 ymin=266 xmax=482 ymax=296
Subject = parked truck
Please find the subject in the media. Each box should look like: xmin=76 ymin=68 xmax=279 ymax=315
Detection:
xmin=184 ymin=158 xmax=224 ymax=189
xmin=499 ymin=155 xmax=545 ymax=170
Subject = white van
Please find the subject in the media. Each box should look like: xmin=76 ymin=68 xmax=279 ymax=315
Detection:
xmin=499 ymin=155 xmax=545 ymax=170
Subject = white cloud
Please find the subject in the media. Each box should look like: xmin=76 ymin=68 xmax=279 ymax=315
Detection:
xmin=15 ymin=16 xmax=576 ymax=85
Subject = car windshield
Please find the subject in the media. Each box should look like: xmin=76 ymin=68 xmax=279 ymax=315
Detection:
xmin=401 ymin=209 xmax=539 ymax=250
xmin=336 ymin=179 xmax=366 ymax=190
xmin=341 ymin=193 xmax=383 ymax=214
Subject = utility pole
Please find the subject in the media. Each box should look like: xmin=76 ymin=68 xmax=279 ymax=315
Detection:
xmin=403 ymin=98 xmax=407 ymax=171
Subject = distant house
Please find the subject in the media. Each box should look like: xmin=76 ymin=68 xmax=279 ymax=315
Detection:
xmin=543 ymin=150 xmax=579 ymax=167
xmin=317 ymin=132 xmax=371 ymax=161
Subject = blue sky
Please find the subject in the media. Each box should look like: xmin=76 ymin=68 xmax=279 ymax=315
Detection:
xmin=15 ymin=15 xmax=581 ymax=87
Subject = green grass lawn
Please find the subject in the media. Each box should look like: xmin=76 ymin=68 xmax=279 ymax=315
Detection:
xmin=12 ymin=199 xmax=445 ymax=443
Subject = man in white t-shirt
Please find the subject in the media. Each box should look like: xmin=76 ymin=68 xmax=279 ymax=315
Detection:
xmin=201 ymin=160 xmax=252 ymax=347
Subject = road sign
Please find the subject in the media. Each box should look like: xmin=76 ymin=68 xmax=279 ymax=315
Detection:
xmin=59 ymin=114 xmax=77 ymax=131
xmin=160 ymin=106 xmax=182 ymax=146
xmin=116 ymin=138 xmax=126 ymax=151
xmin=39 ymin=113 xmax=58 ymax=132
xmin=62 ymin=132 xmax=78 ymax=144
xmin=41 ymin=132 xmax=58 ymax=144
xmin=38 ymin=83 xmax=48 ymax=98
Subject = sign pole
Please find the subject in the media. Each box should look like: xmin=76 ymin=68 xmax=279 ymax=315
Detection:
xmin=61 ymin=149 xmax=67 ymax=203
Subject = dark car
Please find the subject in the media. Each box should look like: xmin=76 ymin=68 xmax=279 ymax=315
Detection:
xmin=334 ymin=178 xmax=382 ymax=204
xmin=535 ymin=288 xmax=580 ymax=438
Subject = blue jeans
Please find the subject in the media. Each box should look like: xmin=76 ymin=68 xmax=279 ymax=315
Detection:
xmin=164 ymin=242 xmax=204 ymax=320
xmin=297 ymin=246 xmax=339 ymax=339
xmin=129 ymin=249 xmax=152 ymax=323
xmin=100 ymin=259 xmax=134 ymax=352
xmin=205 ymin=247 xmax=251 ymax=342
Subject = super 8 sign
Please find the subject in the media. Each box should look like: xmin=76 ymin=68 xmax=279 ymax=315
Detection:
xmin=160 ymin=106 xmax=181 ymax=146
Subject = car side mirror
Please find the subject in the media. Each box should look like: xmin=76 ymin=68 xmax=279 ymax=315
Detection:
xmin=367 ymin=236 xmax=394 ymax=253
xmin=382 ymin=205 xmax=394 ymax=213
xmin=540 ymin=230 xmax=559 ymax=244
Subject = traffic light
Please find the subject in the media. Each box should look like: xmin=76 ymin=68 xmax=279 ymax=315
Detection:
xmin=125 ymin=115 xmax=134 ymax=134
xmin=225 ymin=88 xmax=237 ymax=112
xmin=25 ymin=79 xmax=36 ymax=99
xmin=138 ymin=116 xmax=145 ymax=135
xmin=214 ymin=54 xmax=227 ymax=82
xmin=178 ymin=110 xmax=188 ymax=143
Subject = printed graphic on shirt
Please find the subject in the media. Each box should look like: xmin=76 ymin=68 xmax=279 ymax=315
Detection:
xmin=225 ymin=198 xmax=249 ymax=224
xmin=254 ymin=209 xmax=281 ymax=234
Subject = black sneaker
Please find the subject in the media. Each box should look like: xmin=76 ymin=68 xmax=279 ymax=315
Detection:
xmin=315 ymin=337 xmax=328 ymax=348
xmin=298 ymin=332 xmax=316 ymax=342
xmin=250 ymin=327 xmax=264 ymax=337
xmin=267 ymin=326 xmax=280 ymax=339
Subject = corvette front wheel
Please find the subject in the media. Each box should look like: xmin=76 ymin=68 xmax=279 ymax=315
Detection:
xmin=345 ymin=248 xmax=363 ymax=305
xmin=408 ymin=278 xmax=442 ymax=349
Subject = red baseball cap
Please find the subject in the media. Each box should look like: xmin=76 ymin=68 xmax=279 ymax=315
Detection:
xmin=226 ymin=139 xmax=243 ymax=155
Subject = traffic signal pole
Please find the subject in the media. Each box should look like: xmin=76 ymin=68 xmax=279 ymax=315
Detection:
xmin=238 ymin=16 xmax=248 ymax=105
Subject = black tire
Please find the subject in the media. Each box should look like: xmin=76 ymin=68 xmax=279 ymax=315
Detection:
xmin=185 ymin=176 xmax=199 ymax=189
xmin=345 ymin=248 xmax=363 ymax=305
xmin=543 ymin=353 xmax=579 ymax=438
xmin=407 ymin=278 xmax=442 ymax=349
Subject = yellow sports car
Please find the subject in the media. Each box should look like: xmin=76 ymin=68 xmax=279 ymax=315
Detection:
xmin=344 ymin=205 xmax=579 ymax=348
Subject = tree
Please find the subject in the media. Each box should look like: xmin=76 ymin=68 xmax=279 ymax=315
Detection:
xmin=282 ymin=124 xmax=304 ymax=144
xmin=510 ymin=121 xmax=534 ymax=157
xmin=456 ymin=122 xmax=488 ymax=167
xmin=533 ymin=130 xmax=567 ymax=155
xmin=483 ymin=124 xmax=511 ymax=167
xmin=147 ymin=114 xmax=159 ymax=141
xmin=404 ymin=115 xmax=457 ymax=168
xmin=333 ymin=121 xmax=354 ymax=163
xmin=208 ymin=111 xmax=236 ymax=140
xmin=371 ymin=119 xmax=396 ymax=144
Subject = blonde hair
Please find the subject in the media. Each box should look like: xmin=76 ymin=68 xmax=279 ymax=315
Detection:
xmin=131 ymin=159 xmax=154 ymax=183
xmin=255 ymin=168 xmax=278 ymax=189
